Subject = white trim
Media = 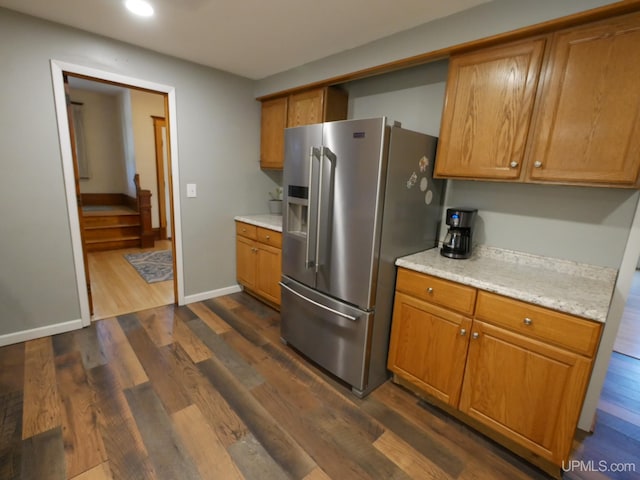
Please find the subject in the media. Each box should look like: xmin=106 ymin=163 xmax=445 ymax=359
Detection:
xmin=0 ymin=319 xmax=83 ymax=347
xmin=49 ymin=60 xmax=185 ymax=327
xmin=184 ymin=285 xmax=242 ymax=304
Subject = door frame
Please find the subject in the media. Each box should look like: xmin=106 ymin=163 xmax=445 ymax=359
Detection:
xmin=50 ymin=59 xmax=185 ymax=326
xmin=152 ymin=115 xmax=168 ymax=239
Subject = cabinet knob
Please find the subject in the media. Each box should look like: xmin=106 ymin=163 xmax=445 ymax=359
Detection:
xmin=460 ymin=328 xmax=467 ymax=336
xmin=426 ymin=287 xmax=434 ymax=294
xmin=533 ymin=161 xmax=543 ymax=168
xmin=523 ymin=317 xmax=533 ymax=326
xmin=509 ymin=161 xmax=519 ymax=168
xmin=266 ymin=235 xmax=270 ymax=239
xmin=472 ymin=332 xmax=480 ymax=340
xmin=242 ymin=228 xmax=246 ymax=232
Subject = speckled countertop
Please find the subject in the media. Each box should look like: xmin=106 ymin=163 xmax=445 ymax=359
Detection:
xmin=234 ymin=214 xmax=282 ymax=232
xmin=396 ymin=246 xmax=618 ymax=323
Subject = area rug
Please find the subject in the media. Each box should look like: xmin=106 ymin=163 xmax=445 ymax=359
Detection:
xmin=124 ymin=250 xmax=173 ymax=283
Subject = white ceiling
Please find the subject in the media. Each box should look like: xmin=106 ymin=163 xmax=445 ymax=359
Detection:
xmin=0 ymin=0 xmax=490 ymax=80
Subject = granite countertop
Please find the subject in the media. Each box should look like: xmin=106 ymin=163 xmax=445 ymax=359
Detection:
xmin=234 ymin=214 xmax=282 ymax=232
xmin=396 ymin=245 xmax=618 ymax=323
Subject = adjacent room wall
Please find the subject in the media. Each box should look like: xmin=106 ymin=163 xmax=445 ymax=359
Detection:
xmin=118 ymin=90 xmax=138 ymax=199
xmin=0 ymin=8 xmax=277 ymax=339
xmin=70 ymin=88 xmax=128 ymax=194
xmin=130 ymin=89 xmax=166 ymax=229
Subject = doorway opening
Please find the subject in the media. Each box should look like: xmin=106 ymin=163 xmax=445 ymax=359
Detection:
xmin=51 ymin=60 xmax=184 ymax=326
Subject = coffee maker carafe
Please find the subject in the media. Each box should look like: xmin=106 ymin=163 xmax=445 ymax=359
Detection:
xmin=440 ymin=208 xmax=477 ymax=259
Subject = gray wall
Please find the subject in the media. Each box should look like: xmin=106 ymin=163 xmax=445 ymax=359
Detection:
xmin=0 ymin=8 xmax=276 ymax=337
xmin=256 ymin=0 xmax=618 ymax=97
xmin=444 ymin=182 xmax=638 ymax=268
xmin=345 ymin=60 xmax=448 ymax=137
xmin=71 ymin=88 xmax=128 ymax=194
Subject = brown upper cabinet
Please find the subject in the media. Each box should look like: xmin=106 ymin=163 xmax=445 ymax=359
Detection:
xmin=435 ymin=12 xmax=640 ymax=188
xmin=260 ymin=96 xmax=288 ymax=170
xmin=260 ymin=86 xmax=348 ymax=170
xmin=435 ymin=38 xmax=546 ymax=181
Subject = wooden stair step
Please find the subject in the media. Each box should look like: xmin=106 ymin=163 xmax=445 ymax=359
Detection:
xmin=83 ymin=215 xmax=141 ymax=228
xmin=86 ymin=235 xmax=141 ymax=244
xmin=85 ymin=237 xmax=141 ymax=253
xmin=84 ymin=226 xmax=141 ymax=242
xmin=84 ymin=223 xmax=141 ymax=230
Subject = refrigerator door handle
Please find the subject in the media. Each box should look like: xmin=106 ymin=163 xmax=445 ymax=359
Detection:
xmin=279 ymin=282 xmax=358 ymax=321
xmin=305 ymin=146 xmax=319 ymax=269
xmin=323 ymin=146 xmax=337 ymax=163
xmin=315 ymin=146 xmax=336 ymax=274
xmin=314 ymin=146 xmax=325 ymax=274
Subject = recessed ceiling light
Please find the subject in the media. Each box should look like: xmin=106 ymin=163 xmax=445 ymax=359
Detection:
xmin=125 ymin=0 xmax=154 ymax=17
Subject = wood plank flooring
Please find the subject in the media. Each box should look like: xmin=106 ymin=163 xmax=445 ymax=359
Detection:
xmin=1 ymin=292 xmax=639 ymax=480
xmin=87 ymin=240 xmax=174 ymax=321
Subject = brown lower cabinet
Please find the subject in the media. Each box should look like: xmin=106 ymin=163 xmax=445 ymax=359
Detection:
xmin=235 ymin=221 xmax=282 ymax=307
xmin=388 ymin=267 xmax=602 ymax=473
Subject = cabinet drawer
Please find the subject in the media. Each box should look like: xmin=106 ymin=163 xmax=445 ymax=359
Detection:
xmin=257 ymin=227 xmax=282 ymax=248
xmin=475 ymin=291 xmax=602 ymax=357
xmin=236 ymin=222 xmax=257 ymax=240
xmin=396 ymin=268 xmax=477 ymax=315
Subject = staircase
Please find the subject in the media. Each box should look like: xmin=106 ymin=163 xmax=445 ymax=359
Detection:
xmin=83 ymin=208 xmax=142 ymax=252
xmin=81 ymin=174 xmax=155 ymax=253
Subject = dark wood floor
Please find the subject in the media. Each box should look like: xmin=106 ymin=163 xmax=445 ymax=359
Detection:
xmin=1 ymin=292 xmax=639 ymax=479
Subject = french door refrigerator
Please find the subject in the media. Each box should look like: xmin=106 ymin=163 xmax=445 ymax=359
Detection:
xmin=280 ymin=117 xmax=443 ymax=397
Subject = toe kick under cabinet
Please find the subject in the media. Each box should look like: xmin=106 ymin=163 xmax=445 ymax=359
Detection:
xmin=387 ymin=267 xmax=602 ymax=472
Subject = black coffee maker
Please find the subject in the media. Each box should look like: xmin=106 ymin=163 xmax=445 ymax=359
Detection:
xmin=440 ymin=208 xmax=477 ymax=259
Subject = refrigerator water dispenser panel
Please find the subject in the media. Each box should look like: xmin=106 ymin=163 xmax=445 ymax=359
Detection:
xmin=287 ymin=185 xmax=309 ymax=238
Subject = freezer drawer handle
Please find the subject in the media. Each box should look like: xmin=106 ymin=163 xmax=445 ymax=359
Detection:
xmin=279 ymin=282 xmax=358 ymax=322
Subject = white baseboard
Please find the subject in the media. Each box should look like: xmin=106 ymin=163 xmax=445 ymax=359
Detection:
xmin=0 ymin=319 xmax=84 ymax=347
xmin=183 ymin=284 xmax=242 ymax=305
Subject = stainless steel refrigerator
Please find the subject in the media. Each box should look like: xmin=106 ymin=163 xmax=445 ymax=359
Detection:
xmin=280 ymin=117 xmax=444 ymax=397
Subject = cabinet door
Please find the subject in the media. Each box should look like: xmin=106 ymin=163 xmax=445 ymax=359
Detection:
xmin=435 ymin=38 xmax=545 ymax=180
xmin=255 ymin=243 xmax=282 ymax=306
xmin=387 ymin=293 xmax=472 ymax=406
xmin=459 ymin=320 xmax=592 ymax=465
xmin=260 ymin=96 xmax=288 ymax=169
xmin=236 ymin=236 xmax=256 ymax=289
xmin=526 ymin=13 xmax=640 ymax=186
xmin=287 ymin=88 xmax=325 ymax=127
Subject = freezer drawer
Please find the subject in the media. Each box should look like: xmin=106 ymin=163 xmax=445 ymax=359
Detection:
xmin=280 ymin=277 xmax=373 ymax=392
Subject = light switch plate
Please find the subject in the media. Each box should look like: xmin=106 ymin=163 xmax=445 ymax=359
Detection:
xmin=186 ymin=183 xmax=197 ymax=198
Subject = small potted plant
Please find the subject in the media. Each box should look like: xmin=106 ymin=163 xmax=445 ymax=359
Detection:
xmin=268 ymin=187 xmax=283 ymax=214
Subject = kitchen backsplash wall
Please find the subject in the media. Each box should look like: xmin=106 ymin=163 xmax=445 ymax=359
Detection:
xmin=343 ymin=62 xmax=638 ymax=270
xmin=443 ymin=181 xmax=638 ymax=269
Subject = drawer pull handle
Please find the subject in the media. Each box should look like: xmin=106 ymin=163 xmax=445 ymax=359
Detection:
xmin=472 ymin=332 xmax=480 ymax=340
xmin=426 ymin=287 xmax=434 ymax=294
xmin=460 ymin=328 xmax=467 ymax=336
xmin=523 ymin=317 xmax=533 ymax=326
